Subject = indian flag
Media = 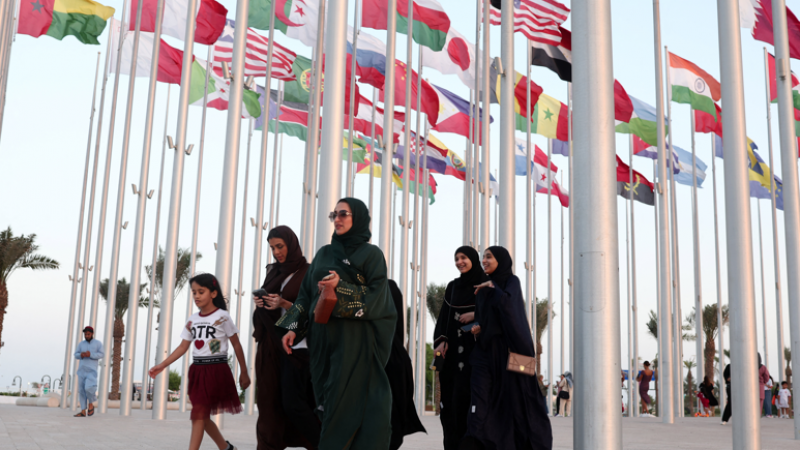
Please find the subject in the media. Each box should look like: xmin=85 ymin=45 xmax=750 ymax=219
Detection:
xmin=17 ymin=0 xmax=114 ymax=44
xmin=668 ymin=52 xmax=720 ymax=116
xmin=515 ymin=93 xmax=568 ymax=141
xmin=362 ymin=0 xmax=451 ymax=51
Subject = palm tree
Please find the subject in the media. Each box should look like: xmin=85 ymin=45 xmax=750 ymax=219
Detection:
xmin=684 ymin=360 xmax=696 ymax=416
xmin=535 ymin=299 xmax=555 ymax=375
xmin=425 ymin=283 xmax=447 ymax=321
xmin=0 ymin=227 xmax=59 ymax=351
xmin=144 ymin=246 xmax=203 ymax=302
xmin=645 ymin=309 xmax=693 ymax=341
xmin=99 ymin=278 xmax=154 ymax=400
xmin=685 ymin=304 xmax=729 ymax=383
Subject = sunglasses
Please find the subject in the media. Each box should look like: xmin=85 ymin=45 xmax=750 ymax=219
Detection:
xmin=328 ymin=210 xmax=353 ymax=222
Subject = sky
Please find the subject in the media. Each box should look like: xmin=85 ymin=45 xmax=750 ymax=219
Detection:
xmin=0 ymin=0 xmax=796 ymax=395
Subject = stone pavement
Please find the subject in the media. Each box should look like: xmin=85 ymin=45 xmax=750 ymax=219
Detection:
xmin=1 ymin=404 xmax=800 ymax=449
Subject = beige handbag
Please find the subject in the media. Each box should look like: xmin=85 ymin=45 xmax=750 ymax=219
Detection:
xmin=507 ymin=352 xmax=537 ymax=376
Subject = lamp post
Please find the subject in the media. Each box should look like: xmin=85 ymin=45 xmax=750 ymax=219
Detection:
xmin=11 ymin=376 xmax=21 ymax=396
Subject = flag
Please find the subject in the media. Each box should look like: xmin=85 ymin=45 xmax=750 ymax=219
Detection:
xmin=378 ymin=60 xmax=440 ymax=125
xmin=248 ymin=0 xmax=320 ymax=47
xmin=767 ymin=52 xmax=800 ymax=109
xmin=614 ymin=80 xmax=634 ymax=124
xmin=253 ymin=86 xmax=280 ymax=130
xmin=346 ymin=94 xmax=405 ymax=142
xmin=742 ymin=0 xmax=800 ymax=60
xmin=395 ymin=132 xmax=448 ymax=175
xmin=444 ymin=149 xmax=467 ymax=180
xmin=552 ymin=139 xmax=569 ymax=156
xmin=400 ymin=166 xmax=438 ymax=204
xmin=488 ymin=0 xmax=570 ymax=46
xmin=668 ymin=52 xmax=721 ymax=116
xmin=513 ymin=136 xmax=557 ymax=176
xmin=284 ymin=54 xmax=360 ymax=115
xmin=129 ymin=0 xmax=226 ymax=45
xmin=632 ymin=135 xmax=681 ymax=174
xmin=515 ymin=93 xmax=568 ymax=141
xmin=109 ymin=19 xmax=185 ymax=84
xmin=533 ymin=166 xmax=569 ymax=207
xmin=431 ymin=84 xmax=492 ymax=139
xmin=615 ymin=95 xmax=666 ymax=146
xmin=529 ymin=25 xmax=571 ymax=81
xmin=18 ymin=0 xmax=114 ymax=44
xmin=348 ymin=27 xmax=388 ymax=84
xmin=694 ymin=102 xmax=722 ymax=136
xmin=616 ymin=156 xmax=655 ymax=206
xmin=421 ymin=27 xmax=476 ymax=87
xmin=212 ymin=19 xmax=297 ymax=80
xmin=189 ymin=59 xmax=263 ymax=118
xmin=750 ymin=173 xmax=785 ymax=210
xmin=362 ymin=0 xmax=451 ymax=51
xmin=673 ymin=145 xmax=707 ymax=187
xmin=488 ymin=58 xmax=543 ymax=118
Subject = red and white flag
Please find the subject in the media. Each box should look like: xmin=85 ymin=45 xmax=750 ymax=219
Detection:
xmin=211 ymin=19 xmax=297 ymax=80
xmin=109 ymin=19 xmax=185 ymax=85
xmin=488 ymin=0 xmax=569 ymax=46
xmin=129 ymin=0 xmax=227 ymax=45
xmin=421 ymin=27 xmax=476 ymax=88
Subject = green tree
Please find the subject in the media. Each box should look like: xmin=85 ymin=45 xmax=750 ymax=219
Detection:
xmin=684 ymin=360 xmax=696 ymax=416
xmin=425 ymin=283 xmax=447 ymax=321
xmin=685 ymin=304 xmax=729 ymax=383
xmin=646 ymin=310 xmax=693 ymax=341
xmin=99 ymin=278 xmax=154 ymax=400
xmin=0 ymin=227 xmax=59 ymax=351
xmin=168 ymin=370 xmax=181 ymax=392
xmin=536 ymin=299 xmax=555 ymax=375
xmin=144 ymin=246 xmax=203 ymax=302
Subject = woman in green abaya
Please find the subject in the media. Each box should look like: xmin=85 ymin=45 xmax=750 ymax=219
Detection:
xmin=278 ymin=197 xmax=397 ymax=450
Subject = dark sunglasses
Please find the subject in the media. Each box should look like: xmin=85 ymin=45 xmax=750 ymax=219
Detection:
xmin=328 ymin=210 xmax=353 ymax=222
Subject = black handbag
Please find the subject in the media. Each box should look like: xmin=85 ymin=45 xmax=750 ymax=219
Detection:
xmin=558 ymin=390 xmax=570 ymax=400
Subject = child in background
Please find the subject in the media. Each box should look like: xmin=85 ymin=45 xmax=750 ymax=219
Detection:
xmin=694 ymin=390 xmax=712 ymax=417
xmin=149 ymin=273 xmax=250 ymax=450
xmin=777 ymin=381 xmax=792 ymax=419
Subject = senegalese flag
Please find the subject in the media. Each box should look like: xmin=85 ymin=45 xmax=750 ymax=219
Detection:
xmin=488 ymin=58 xmax=542 ymax=118
xmin=515 ymin=93 xmax=568 ymax=141
xmin=668 ymin=51 xmax=720 ymax=117
xmin=18 ymin=0 xmax=114 ymax=44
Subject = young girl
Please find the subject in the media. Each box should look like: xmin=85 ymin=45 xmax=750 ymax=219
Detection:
xmin=149 ymin=273 xmax=250 ymax=450
xmin=777 ymin=381 xmax=792 ymax=419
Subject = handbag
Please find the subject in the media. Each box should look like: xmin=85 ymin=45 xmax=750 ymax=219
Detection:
xmin=507 ymin=351 xmax=536 ymax=376
xmin=314 ymin=281 xmax=339 ymax=324
xmin=558 ymin=390 xmax=570 ymax=400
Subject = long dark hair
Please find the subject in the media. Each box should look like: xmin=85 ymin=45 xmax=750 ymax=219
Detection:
xmin=189 ymin=273 xmax=228 ymax=311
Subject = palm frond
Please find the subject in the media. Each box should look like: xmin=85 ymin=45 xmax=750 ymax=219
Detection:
xmin=0 ymin=228 xmax=59 ymax=282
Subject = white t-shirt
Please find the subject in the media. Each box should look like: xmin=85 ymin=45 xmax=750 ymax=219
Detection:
xmin=779 ymin=388 xmax=792 ymax=405
xmin=180 ymin=308 xmax=239 ymax=362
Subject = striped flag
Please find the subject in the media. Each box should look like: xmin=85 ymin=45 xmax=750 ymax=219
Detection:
xmin=668 ymin=52 xmax=721 ymax=116
xmin=211 ymin=19 xmax=297 ymax=80
xmin=488 ymin=0 xmax=569 ymax=46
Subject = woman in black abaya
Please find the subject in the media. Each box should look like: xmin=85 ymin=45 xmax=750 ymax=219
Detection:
xmin=433 ymin=246 xmax=488 ymax=450
xmin=461 ymin=246 xmax=552 ymax=450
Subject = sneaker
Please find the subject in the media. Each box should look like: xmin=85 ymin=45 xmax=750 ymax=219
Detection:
xmin=225 ymin=441 xmax=237 ymax=450
xmin=721 ymin=421 xmax=728 ymax=425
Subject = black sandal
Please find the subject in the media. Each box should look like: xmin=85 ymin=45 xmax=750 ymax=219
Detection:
xmin=74 ymin=411 xmax=86 ymax=417
xmin=88 ymin=405 xmax=94 ymax=416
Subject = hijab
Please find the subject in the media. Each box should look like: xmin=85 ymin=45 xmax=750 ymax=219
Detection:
xmin=331 ymin=197 xmax=372 ymax=257
xmin=262 ymin=226 xmax=308 ymax=298
xmin=486 ymin=245 xmax=513 ymax=286
xmin=451 ymin=246 xmax=489 ymax=306
xmin=388 ymin=280 xmax=405 ymax=346
xmin=563 ymin=371 xmax=574 ymax=388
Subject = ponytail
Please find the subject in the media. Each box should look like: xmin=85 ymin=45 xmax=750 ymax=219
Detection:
xmin=189 ymin=273 xmax=228 ymax=311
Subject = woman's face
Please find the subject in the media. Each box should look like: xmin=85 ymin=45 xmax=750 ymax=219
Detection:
xmin=455 ymin=252 xmax=472 ymax=274
xmin=333 ymin=202 xmax=353 ymax=235
xmin=482 ymin=250 xmax=498 ymax=274
xmin=268 ymin=237 xmax=288 ymax=263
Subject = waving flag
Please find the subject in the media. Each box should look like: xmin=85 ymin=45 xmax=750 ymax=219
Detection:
xmin=488 ymin=58 xmax=543 ymax=118
xmin=631 ymin=135 xmax=680 ymax=174
xmin=672 ymin=145 xmax=707 ymax=187
xmin=362 ymin=0 xmax=451 ymax=51
xmin=488 ymin=0 xmax=570 ymax=46
xmin=750 ymin=173 xmax=785 ymax=210
xmin=348 ymin=27 xmax=388 ymax=84
xmin=109 ymin=19 xmax=185 ymax=84
xmin=742 ymin=0 xmax=800 ymax=60
xmin=530 ymin=25 xmax=571 ymax=81
xmin=396 ymin=132 xmax=448 ymax=175
xmin=616 ymin=95 xmax=667 ymax=146
xmin=767 ymin=52 xmax=800 ymax=109
xmin=248 ymin=0 xmax=320 ymax=47
xmin=668 ymin=52 xmax=721 ymax=116
xmin=513 ymin=136 xmax=557 ymax=175
xmin=129 ymin=0 xmax=226 ymax=44
xmin=422 ymin=27 xmax=476 ymax=87
xmin=431 ymin=84 xmax=492 ymax=139
xmin=189 ymin=59 xmax=263 ymax=118
xmin=616 ymin=156 xmax=655 ymax=205
xmin=212 ymin=19 xmax=297 ymax=80
xmin=347 ymin=94 xmax=405 ymax=142
xmin=377 ymin=60 xmax=440 ymax=125
xmin=515 ymin=93 xmax=568 ymax=141
xmin=18 ymin=0 xmax=114 ymax=44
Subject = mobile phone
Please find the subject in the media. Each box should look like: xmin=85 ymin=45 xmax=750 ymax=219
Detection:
xmin=461 ymin=322 xmax=478 ymax=332
xmin=322 ymin=273 xmax=335 ymax=281
xmin=252 ymin=289 xmax=268 ymax=299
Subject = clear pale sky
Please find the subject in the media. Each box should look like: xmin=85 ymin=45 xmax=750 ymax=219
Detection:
xmin=0 ymin=0 xmax=794 ymax=393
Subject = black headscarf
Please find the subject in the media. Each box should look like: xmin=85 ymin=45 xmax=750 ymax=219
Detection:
xmin=451 ymin=246 xmax=489 ymax=306
xmin=486 ymin=245 xmax=513 ymax=286
xmin=262 ymin=226 xmax=308 ymax=296
xmin=331 ymin=197 xmax=372 ymax=257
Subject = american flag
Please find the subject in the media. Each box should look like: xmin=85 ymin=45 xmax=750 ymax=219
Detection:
xmin=212 ymin=19 xmax=297 ymax=81
xmin=488 ymin=0 xmax=569 ymax=46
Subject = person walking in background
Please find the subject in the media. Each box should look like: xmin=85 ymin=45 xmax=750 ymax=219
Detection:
xmin=636 ymin=361 xmax=656 ymax=417
xmin=763 ymin=376 xmax=775 ymax=418
xmin=556 ymin=372 xmax=573 ymax=418
xmin=722 ymin=364 xmax=732 ymax=424
xmin=698 ymin=376 xmax=719 ymax=417
xmin=758 ymin=354 xmax=771 ymax=417
xmin=777 ymin=381 xmax=792 ymax=418
xmin=433 ymin=246 xmax=487 ymax=450
xmin=73 ymin=326 xmax=103 ymax=418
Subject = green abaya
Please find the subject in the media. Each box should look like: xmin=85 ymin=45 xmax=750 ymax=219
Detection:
xmin=276 ymin=198 xmax=396 ymax=450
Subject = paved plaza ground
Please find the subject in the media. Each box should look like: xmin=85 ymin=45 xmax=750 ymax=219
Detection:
xmin=1 ymin=404 xmax=800 ymax=449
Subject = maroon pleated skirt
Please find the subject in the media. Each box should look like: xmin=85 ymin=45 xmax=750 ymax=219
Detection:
xmin=188 ymin=361 xmax=243 ymax=420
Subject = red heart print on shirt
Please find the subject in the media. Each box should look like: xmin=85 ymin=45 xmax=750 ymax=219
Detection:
xmin=195 ymin=340 xmax=204 ymax=350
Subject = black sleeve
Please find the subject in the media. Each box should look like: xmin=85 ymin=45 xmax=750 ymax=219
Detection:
xmin=433 ymin=282 xmax=455 ymax=347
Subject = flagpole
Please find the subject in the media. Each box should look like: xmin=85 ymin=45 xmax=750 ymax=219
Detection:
xmin=763 ymin=47 xmax=787 ymax=382
xmin=629 ymin=134 xmax=640 ymax=416
xmin=480 ymin=0 xmax=491 ymax=252
xmin=690 ymin=111 xmax=703 ymax=414
xmin=770 ymin=3 xmax=800 ymax=436
xmin=757 ymin=200 xmax=770 ymax=373
xmin=652 ymin=0 xmax=674 ymax=424
xmin=141 ymin=84 xmax=170 ymax=412
xmin=525 ymin=40 xmax=533 ymax=323
xmin=664 ymin=44 xmax=683 ymax=418
xmin=60 ymin=52 xmax=101 ymax=410
xmin=653 ymin=158 xmax=663 ymax=417
xmin=409 ymin=49 xmax=424 ymax=393
xmin=547 ymin=138 xmax=553 ymax=416
xmin=568 ymin=83 xmax=573 ymax=372
xmin=378 ymin=0 xmax=398 ymax=264
xmin=96 ymin=0 xmax=150 ymax=413
xmin=710 ymin=135 xmax=725 ymax=408
xmin=152 ymin=0 xmax=203 ymax=419
xmin=559 ymin=171 xmax=565 ymax=385
xmin=498 ymin=0 xmax=515 ymax=261
xmin=346 ymin=0 xmax=361 ymax=198
xmin=117 ymin=0 xmax=170 ymax=414
xmin=0 ymin=0 xmax=17 ymax=142
xmin=268 ymin=84 xmax=284 ymax=244
xmin=391 ymin=187 xmax=397 ymax=279
xmin=625 ymin=170 xmax=633 ymax=417
xmin=275 ymin=133 xmax=284 ymax=225
xmin=464 ymin=89 xmax=472 ymax=246
xmin=369 ymin=87 xmax=377 ymax=232
xmin=472 ymin=0 xmax=481 ymax=249
xmin=419 ymin=148 xmax=431 ymax=416
xmin=179 ymin=45 xmax=212 ymax=414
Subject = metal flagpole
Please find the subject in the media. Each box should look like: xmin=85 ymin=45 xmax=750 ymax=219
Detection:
xmin=391 ymin=188 xmax=397 ymax=279
xmin=0 ymin=0 xmax=18 ymax=142
xmin=96 ymin=0 xmax=149 ymax=412
xmin=369 ymin=87 xmax=377 ymax=232
xmin=419 ymin=160 xmax=431 ymax=415
xmin=572 ymin=0 xmax=622 ymax=444
xmin=346 ymin=0 xmax=361 ymax=198
xmin=717 ymin=0 xmax=761 ymax=443
xmin=61 ymin=52 xmax=101 ymax=410
xmin=547 ymin=138 xmax=553 ymax=416
xmin=652 ymin=0 xmax=674 ymax=424
xmin=769 ymin=0 xmax=800 ymax=438
xmin=464 ymin=89 xmax=472 ymax=245
xmin=378 ymin=0 xmax=397 ymax=260
xmin=268 ymin=84 xmax=284 ymax=252
xmin=690 ymin=112 xmax=703 ymax=412
xmin=568 ymin=83 xmax=573 ymax=372
xmin=625 ymin=175 xmax=633 ymax=416
xmin=560 ymin=172 xmax=565 ymax=381
xmin=629 ymin=134 xmax=640 ymax=415
xmin=140 ymin=84 xmax=171 ymax=411
xmin=472 ymin=0 xmax=481 ymax=249
xmin=314 ymin=0 xmax=349 ymax=250
xmin=410 ymin=55 xmax=424 ymax=387
xmin=763 ymin=47 xmax=787 ymax=382
xmin=118 ymin=0 xmax=168 ymax=414
xmin=653 ymin=159 xmax=663 ymax=417
xmin=152 ymin=0 xmax=202 ymax=419
xmin=276 ymin=134 xmax=284 ymax=225
xmin=415 ymin=129 xmax=429 ymax=414
xmin=498 ymin=0 xmax=515 ymax=260
xmin=179 ymin=46 xmax=212 ymax=413
xmin=398 ymin=0 xmax=414 ymax=352
xmin=757 ymin=201 xmax=770 ymax=372
xmin=525 ymin=41 xmax=533 ymax=322
xmin=479 ymin=0 xmax=490 ymax=251
xmin=710 ymin=134 xmax=725 ymax=408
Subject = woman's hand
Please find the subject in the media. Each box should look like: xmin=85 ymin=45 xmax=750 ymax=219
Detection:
xmin=281 ymin=331 xmax=296 ymax=355
xmin=458 ymin=311 xmax=475 ymax=324
xmin=253 ymin=293 xmax=266 ymax=308
xmin=474 ymin=280 xmax=494 ymax=295
xmin=318 ymin=271 xmax=340 ymax=292
xmin=471 ymin=325 xmax=481 ymax=335
xmin=239 ymin=372 xmax=251 ymax=390
xmin=148 ymin=363 xmax=165 ymax=379
xmin=434 ymin=342 xmax=448 ymax=358
xmin=264 ymin=294 xmax=285 ymax=310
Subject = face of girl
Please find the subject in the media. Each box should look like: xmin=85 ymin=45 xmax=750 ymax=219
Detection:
xmin=333 ymin=202 xmax=353 ymax=235
xmin=482 ymin=250 xmax=498 ymax=275
xmin=455 ymin=252 xmax=472 ymax=274
xmin=269 ymin=237 xmax=288 ymax=263
xmin=191 ymin=282 xmax=218 ymax=310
